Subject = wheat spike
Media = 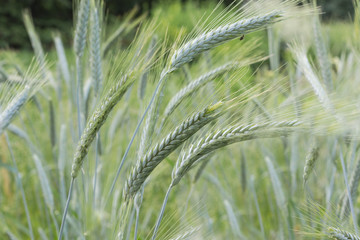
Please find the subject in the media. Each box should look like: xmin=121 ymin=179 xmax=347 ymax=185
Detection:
xmin=71 ymin=75 xmax=133 ymax=178
xmin=328 ymin=227 xmax=360 ymax=240
xmin=90 ymin=7 xmax=103 ymax=95
xmin=124 ymin=102 xmax=224 ymax=200
xmin=0 ymin=86 xmax=30 ymax=134
xmin=74 ymin=0 xmax=90 ymax=57
xmin=172 ymin=120 xmax=301 ymax=186
xmin=170 ymin=11 xmax=281 ymax=70
xmin=163 ymin=62 xmax=237 ymax=122
xmin=303 ymin=144 xmax=320 ymax=184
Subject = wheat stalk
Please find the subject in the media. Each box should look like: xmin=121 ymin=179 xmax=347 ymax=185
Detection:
xmin=169 ymin=11 xmax=282 ymax=70
xmin=340 ymin=156 xmax=360 ymax=220
xmin=172 ymin=120 xmax=301 ymax=186
xmin=124 ymin=102 xmax=224 ymax=200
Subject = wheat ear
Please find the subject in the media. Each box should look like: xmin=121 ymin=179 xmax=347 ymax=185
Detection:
xmin=172 ymin=120 xmax=301 ymax=186
xmin=90 ymin=7 xmax=103 ymax=95
xmin=124 ymin=102 xmax=224 ymax=200
xmin=0 ymin=86 xmax=30 ymax=134
xmin=303 ymin=143 xmax=319 ymax=184
xmin=162 ymin=62 xmax=237 ymax=124
xmin=328 ymin=227 xmax=360 ymax=240
xmin=313 ymin=15 xmax=332 ymax=92
xmin=74 ymin=0 xmax=90 ymax=57
xmin=170 ymin=11 xmax=281 ymax=70
xmin=71 ymin=75 xmax=133 ymax=178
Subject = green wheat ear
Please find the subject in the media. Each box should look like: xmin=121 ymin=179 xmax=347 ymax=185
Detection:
xmin=71 ymin=74 xmax=134 ymax=178
xmin=328 ymin=227 xmax=360 ymax=240
xmin=124 ymin=101 xmax=225 ymax=200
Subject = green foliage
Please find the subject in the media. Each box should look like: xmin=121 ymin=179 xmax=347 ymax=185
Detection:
xmin=2 ymin=0 xmax=360 ymax=239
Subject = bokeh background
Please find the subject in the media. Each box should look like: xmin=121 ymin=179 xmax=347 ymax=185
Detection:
xmin=0 ymin=0 xmax=354 ymax=49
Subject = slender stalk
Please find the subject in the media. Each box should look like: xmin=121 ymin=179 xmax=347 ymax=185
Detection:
xmin=339 ymin=149 xmax=358 ymax=234
xmin=152 ymin=185 xmax=173 ymax=240
xmin=106 ymin=70 xmax=169 ymax=202
xmin=5 ymin=133 xmax=34 ymax=240
xmin=58 ymin=178 xmax=74 ymax=240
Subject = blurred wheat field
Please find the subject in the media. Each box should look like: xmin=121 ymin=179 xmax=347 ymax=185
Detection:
xmin=1 ymin=0 xmax=360 ymax=239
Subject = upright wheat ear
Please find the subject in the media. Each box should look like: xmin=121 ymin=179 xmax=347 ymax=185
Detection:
xmin=124 ymin=102 xmax=224 ymax=200
xmin=71 ymin=75 xmax=133 ymax=178
xmin=74 ymin=0 xmax=90 ymax=57
xmin=170 ymin=11 xmax=282 ymax=70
